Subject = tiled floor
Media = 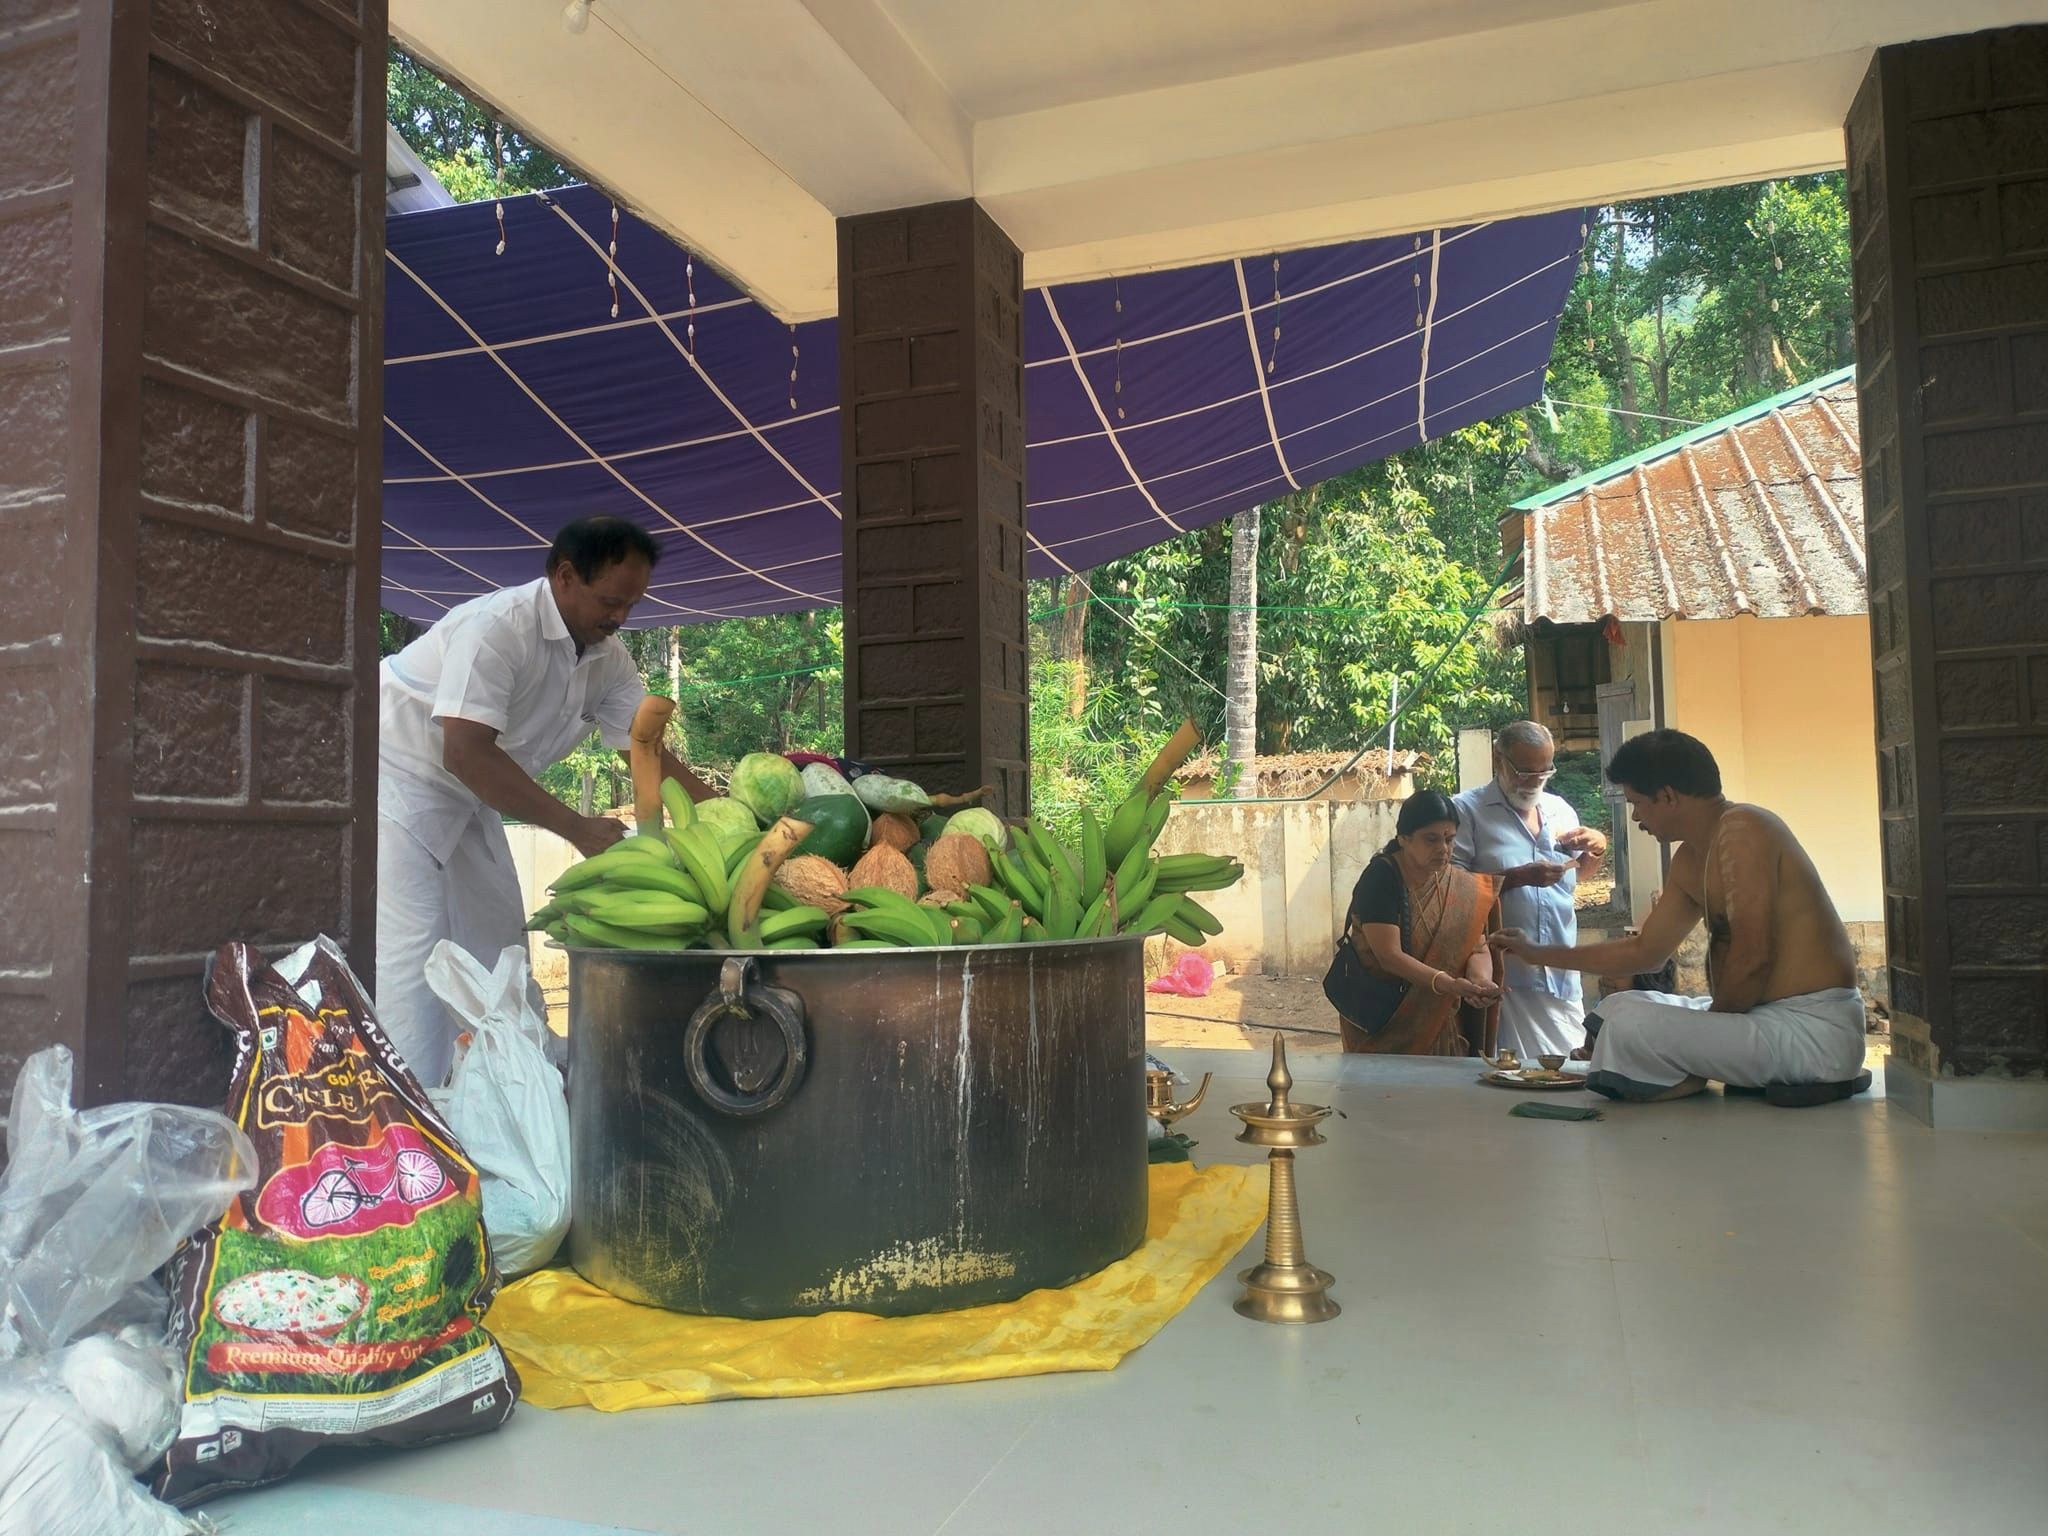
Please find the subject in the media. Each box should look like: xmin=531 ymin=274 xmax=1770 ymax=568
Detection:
xmin=205 ymin=1049 xmax=2048 ymax=1535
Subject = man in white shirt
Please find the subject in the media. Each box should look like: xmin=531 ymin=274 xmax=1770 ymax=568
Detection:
xmin=1451 ymin=721 xmax=1607 ymax=1060
xmin=376 ymin=516 xmax=710 ymax=1084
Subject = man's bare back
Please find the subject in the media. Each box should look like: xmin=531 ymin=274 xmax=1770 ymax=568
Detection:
xmin=1669 ymin=803 xmax=1856 ymax=1010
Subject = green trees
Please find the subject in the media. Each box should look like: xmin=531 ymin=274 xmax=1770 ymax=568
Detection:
xmin=1066 ymin=440 xmax=1522 ymax=774
xmin=387 ymin=45 xmax=571 ymax=200
xmin=1530 ymin=177 xmax=1853 ymax=472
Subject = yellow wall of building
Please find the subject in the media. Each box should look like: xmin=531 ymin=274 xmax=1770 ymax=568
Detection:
xmin=1657 ymin=616 xmax=1882 ymax=923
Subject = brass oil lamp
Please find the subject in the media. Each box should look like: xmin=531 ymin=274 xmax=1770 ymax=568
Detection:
xmin=1229 ymin=1035 xmax=1339 ymax=1324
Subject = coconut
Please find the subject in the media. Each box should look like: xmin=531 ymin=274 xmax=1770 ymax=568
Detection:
xmin=918 ymin=889 xmax=964 ymax=907
xmin=846 ymin=842 xmax=918 ymax=901
xmin=774 ymin=855 xmax=850 ymax=915
xmin=924 ymin=834 xmax=992 ymax=895
xmin=869 ymin=812 xmax=920 ymax=852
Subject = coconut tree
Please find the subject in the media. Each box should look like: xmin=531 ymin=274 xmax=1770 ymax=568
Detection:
xmin=1223 ymin=504 xmax=1261 ymax=796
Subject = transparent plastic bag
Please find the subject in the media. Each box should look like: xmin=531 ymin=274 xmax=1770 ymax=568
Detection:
xmin=0 ymin=1048 xmax=257 ymax=1361
xmin=0 ymin=1047 xmax=250 ymax=1535
xmin=425 ymin=943 xmax=572 ymax=1276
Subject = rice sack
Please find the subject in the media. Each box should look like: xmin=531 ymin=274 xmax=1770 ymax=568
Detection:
xmin=155 ymin=939 xmax=517 ymax=1506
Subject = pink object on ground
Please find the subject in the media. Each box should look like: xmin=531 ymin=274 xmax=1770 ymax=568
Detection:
xmin=1147 ymin=953 xmax=1215 ymax=997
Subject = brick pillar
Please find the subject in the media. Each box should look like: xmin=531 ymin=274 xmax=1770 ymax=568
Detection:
xmin=0 ymin=0 xmax=384 ymax=1108
xmin=1848 ymin=27 xmax=2048 ymax=1100
xmin=837 ymin=200 xmax=1030 ymax=815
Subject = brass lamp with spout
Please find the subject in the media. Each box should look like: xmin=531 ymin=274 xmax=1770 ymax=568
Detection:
xmin=1145 ymin=1068 xmax=1212 ymax=1130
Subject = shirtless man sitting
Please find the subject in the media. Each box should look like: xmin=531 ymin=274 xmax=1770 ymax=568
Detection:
xmin=1490 ymin=729 xmax=1869 ymax=1106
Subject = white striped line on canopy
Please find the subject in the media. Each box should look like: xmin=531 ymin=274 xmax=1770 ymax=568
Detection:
xmin=381 ymin=206 xmax=1489 ymax=371
xmin=1020 ymin=310 xmax=1561 ymax=515
xmin=540 ymin=198 xmax=842 ymax=532
xmin=387 ymin=245 xmax=833 ymax=608
xmin=381 ymin=234 xmax=1569 ymax=490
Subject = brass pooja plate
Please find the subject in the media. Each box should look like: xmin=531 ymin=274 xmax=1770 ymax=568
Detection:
xmin=1478 ymin=1069 xmax=1591 ymax=1092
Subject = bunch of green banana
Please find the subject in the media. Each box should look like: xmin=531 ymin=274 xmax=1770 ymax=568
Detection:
xmin=528 ymin=778 xmax=825 ymax=951
xmin=951 ymin=786 xmax=1243 ymax=946
xmin=831 ymin=886 xmax=965 ymax=948
xmin=1150 ymin=851 xmax=1246 ymax=894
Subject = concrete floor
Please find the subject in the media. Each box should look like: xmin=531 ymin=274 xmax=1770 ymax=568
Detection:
xmin=205 ymin=1049 xmax=2048 ymax=1535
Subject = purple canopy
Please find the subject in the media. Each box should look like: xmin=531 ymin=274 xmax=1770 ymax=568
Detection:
xmin=383 ymin=186 xmax=1585 ymax=626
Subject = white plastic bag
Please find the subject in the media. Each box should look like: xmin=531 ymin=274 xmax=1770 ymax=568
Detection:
xmin=0 ymin=1363 xmax=205 ymax=1536
xmin=425 ymin=942 xmax=571 ymax=1275
xmin=0 ymin=1047 xmax=250 ymax=1535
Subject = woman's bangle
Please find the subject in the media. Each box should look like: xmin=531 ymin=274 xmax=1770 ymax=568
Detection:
xmin=1429 ymin=970 xmax=1448 ymax=995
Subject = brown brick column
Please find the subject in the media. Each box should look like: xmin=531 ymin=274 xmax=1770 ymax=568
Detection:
xmin=0 ymin=0 xmax=383 ymax=1108
xmin=837 ymin=200 xmax=1030 ymax=815
xmin=1848 ymin=28 xmax=2048 ymax=1108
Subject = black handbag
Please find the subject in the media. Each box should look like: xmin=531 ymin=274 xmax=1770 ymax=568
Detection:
xmin=1324 ymin=855 xmax=1420 ymax=1031
xmin=1321 ymin=916 xmax=1411 ymax=1031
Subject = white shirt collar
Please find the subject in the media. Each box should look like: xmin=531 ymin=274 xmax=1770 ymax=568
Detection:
xmin=534 ymin=578 xmax=571 ymax=645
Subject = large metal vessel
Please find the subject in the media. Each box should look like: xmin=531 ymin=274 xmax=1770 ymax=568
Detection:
xmin=566 ymin=937 xmax=1148 ymax=1317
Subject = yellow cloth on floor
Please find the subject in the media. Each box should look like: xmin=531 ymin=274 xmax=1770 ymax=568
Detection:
xmin=486 ymin=1161 xmax=1266 ymax=1411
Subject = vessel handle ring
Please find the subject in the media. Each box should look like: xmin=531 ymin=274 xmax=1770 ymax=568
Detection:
xmin=683 ymin=956 xmax=810 ymax=1117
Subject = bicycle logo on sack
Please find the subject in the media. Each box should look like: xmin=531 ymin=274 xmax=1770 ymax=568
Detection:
xmin=256 ymin=1123 xmax=461 ymax=1240
xmin=299 ymin=1148 xmax=448 ymax=1229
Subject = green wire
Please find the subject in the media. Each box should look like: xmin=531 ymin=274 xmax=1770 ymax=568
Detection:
xmin=1027 ymin=591 xmax=1514 ymax=623
xmin=667 ymin=660 xmax=838 ymax=693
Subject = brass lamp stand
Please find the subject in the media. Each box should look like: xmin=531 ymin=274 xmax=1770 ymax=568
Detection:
xmin=1230 ymin=1036 xmax=1339 ymax=1324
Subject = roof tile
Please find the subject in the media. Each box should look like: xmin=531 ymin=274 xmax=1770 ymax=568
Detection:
xmin=1513 ymin=368 xmax=1864 ymax=623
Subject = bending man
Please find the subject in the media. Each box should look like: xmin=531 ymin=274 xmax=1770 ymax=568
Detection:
xmin=377 ymin=516 xmax=712 ymax=1085
xmin=1490 ymin=729 xmax=1867 ymax=1105
xmin=1453 ymin=721 xmax=1606 ymax=1061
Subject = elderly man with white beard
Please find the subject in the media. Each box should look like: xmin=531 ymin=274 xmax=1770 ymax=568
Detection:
xmin=1451 ymin=722 xmax=1608 ymax=1061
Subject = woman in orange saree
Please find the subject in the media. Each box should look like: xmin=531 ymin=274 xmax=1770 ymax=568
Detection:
xmin=1325 ymin=792 xmax=1505 ymax=1056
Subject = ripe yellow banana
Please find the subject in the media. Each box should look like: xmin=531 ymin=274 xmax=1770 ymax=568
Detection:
xmin=728 ymin=816 xmax=813 ymax=941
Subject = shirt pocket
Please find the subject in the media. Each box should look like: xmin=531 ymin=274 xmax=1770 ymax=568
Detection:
xmin=523 ymin=664 xmax=602 ymax=772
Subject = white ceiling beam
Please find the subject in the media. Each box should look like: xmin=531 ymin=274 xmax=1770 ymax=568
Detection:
xmin=604 ymin=1 xmax=971 ymax=212
xmin=393 ymin=0 xmax=2048 ymax=320
xmin=972 ymin=0 xmax=2008 ymax=196
xmin=1002 ymin=55 xmax=1862 ymax=287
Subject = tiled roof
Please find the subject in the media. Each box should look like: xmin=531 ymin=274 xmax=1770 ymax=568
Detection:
xmin=1508 ymin=367 xmax=1865 ymax=623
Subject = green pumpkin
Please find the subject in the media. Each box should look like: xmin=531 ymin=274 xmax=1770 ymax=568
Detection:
xmin=791 ymin=794 xmax=869 ymax=867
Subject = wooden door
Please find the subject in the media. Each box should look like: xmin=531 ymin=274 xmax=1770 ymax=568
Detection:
xmin=1596 ymin=679 xmax=1637 ymax=912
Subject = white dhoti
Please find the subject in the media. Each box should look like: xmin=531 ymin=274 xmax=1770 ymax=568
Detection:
xmin=374 ymin=811 xmax=541 ymax=1088
xmin=1496 ymin=989 xmax=1586 ymax=1061
xmin=1586 ymin=987 xmax=1866 ymax=1101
